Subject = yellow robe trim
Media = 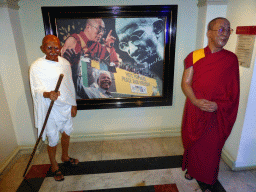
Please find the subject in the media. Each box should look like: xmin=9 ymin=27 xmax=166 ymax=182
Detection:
xmin=193 ymin=48 xmax=205 ymax=64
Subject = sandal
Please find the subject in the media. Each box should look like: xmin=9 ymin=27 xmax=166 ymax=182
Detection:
xmin=203 ymin=184 xmax=213 ymax=192
xmin=63 ymin=157 xmax=79 ymax=166
xmin=184 ymin=171 xmax=194 ymax=180
xmin=198 ymin=181 xmax=213 ymax=192
xmin=53 ymin=169 xmax=64 ymax=182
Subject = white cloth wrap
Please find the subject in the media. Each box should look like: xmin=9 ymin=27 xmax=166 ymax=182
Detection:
xmin=30 ymin=56 xmax=76 ymax=141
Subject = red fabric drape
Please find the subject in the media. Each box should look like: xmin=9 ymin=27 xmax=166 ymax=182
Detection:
xmin=72 ymin=31 xmax=118 ymax=63
xmin=181 ymin=47 xmax=240 ymax=184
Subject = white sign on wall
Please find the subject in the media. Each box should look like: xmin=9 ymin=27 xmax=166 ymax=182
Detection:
xmin=235 ymin=35 xmax=255 ymax=68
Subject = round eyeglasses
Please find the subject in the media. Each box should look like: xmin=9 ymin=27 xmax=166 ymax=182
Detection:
xmin=211 ymin=28 xmax=234 ymax=35
xmin=119 ymin=30 xmax=145 ymax=52
xmin=89 ymin=24 xmax=106 ymax=34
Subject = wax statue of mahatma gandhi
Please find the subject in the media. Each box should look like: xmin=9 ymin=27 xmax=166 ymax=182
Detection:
xmin=30 ymin=35 xmax=79 ymax=181
xmin=181 ymin=17 xmax=240 ymax=191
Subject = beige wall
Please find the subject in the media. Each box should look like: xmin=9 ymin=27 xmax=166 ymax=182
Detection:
xmin=0 ymin=71 xmax=18 ymax=167
xmin=2 ymin=0 xmax=255 ymax=171
xmin=0 ymin=6 xmax=18 ymax=170
xmin=18 ymin=0 xmax=198 ymax=140
xmin=0 ymin=6 xmax=35 ymax=146
xmin=193 ymin=0 xmax=256 ymax=169
xmin=0 ymin=4 xmax=36 ymax=172
xmin=224 ymin=0 xmax=256 ymax=167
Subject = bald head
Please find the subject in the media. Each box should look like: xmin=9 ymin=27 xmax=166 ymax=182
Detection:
xmin=84 ymin=19 xmax=105 ymax=42
xmin=41 ymin=35 xmax=61 ymax=62
xmin=86 ymin=19 xmax=105 ymax=28
xmin=115 ymin=17 xmax=165 ymax=64
xmin=115 ymin=18 xmax=162 ymax=35
xmin=207 ymin=17 xmax=230 ymax=31
xmin=42 ymin=35 xmax=61 ymax=46
xmin=207 ymin=17 xmax=231 ymax=53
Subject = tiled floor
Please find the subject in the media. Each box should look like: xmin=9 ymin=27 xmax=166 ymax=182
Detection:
xmin=0 ymin=136 xmax=256 ymax=192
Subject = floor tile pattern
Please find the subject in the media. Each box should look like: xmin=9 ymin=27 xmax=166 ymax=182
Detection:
xmin=1 ymin=136 xmax=256 ymax=192
xmin=17 ymin=155 xmax=225 ymax=191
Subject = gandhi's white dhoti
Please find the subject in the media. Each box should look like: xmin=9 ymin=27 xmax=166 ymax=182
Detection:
xmin=30 ymin=56 xmax=76 ymax=146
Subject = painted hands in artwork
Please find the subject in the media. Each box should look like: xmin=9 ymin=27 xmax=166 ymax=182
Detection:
xmin=103 ymin=30 xmax=116 ymax=48
xmin=63 ymin=49 xmax=81 ymax=66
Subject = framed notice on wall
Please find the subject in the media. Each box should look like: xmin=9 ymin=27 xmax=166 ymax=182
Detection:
xmin=41 ymin=5 xmax=177 ymax=110
xmin=235 ymin=35 xmax=255 ymax=68
xmin=236 ymin=26 xmax=256 ymax=68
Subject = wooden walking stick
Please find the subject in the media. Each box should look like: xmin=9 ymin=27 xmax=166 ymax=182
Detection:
xmin=23 ymin=74 xmax=64 ymax=177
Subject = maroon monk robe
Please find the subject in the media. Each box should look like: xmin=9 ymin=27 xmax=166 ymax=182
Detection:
xmin=72 ymin=31 xmax=118 ymax=63
xmin=181 ymin=46 xmax=240 ymax=185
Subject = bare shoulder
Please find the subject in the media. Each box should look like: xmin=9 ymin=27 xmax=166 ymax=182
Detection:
xmin=61 ymin=36 xmax=77 ymax=54
xmin=62 ymin=36 xmax=77 ymax=49
xmin=65 ymin=36 xmax=77 ymax=44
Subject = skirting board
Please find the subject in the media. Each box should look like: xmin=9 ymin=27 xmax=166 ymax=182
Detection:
xmin=0 ymin=128 xmax=179 ymax=176
xmin=221 ymin=148 xmax=235 ymax=170
xmin=221 ymin=148 xmax=256 ymax=171
xmin=0 ymin=141 xmax=44 ymax=176
xmin=70 ymin=127 xmax=181 ymax=142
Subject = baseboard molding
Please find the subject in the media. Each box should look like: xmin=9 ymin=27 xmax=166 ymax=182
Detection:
xmin=0 ymin=128 xmax=179 ymax=175
xmin=221 ymin=148 xmax=235 ymax=170
xmin=70 ymin=127 xmax=181 ymax=142
xmin=0 ymin=147 xmax=20 ymax=175
xmin=0 ymin=141 xmax=44 ymax=176
xmin=2 ymin=130 xmax=255 ymax=176
xmin=232 ymin=164 xmax=256 ymax=171
xmin=221 ymin=148 xmax=256 ymax=171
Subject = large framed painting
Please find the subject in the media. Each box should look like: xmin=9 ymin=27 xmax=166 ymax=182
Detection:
xmin=41 ymin=5 xmax=177 ymax=110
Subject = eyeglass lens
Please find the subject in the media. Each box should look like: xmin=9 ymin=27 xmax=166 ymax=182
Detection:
xmin=218 ymin=28 xmax=233 ymax=34
xmin=90 ymin=24 xmax=106 ymax=34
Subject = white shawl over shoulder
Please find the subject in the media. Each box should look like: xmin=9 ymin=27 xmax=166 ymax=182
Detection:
xmin=30 ymin=56 xmax=76 ymax=140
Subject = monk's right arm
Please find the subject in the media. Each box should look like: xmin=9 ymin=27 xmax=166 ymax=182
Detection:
xmin=181 ymin=67 xmax=212 ymax=111
xmin=181 ymin=67 xmax=197 ymax=104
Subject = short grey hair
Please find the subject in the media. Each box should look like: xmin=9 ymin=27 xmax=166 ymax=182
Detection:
xmin=207 ymin=17 xmax=230 ymax=31
xmin=96 ymin=70 xmax=112 ymax=84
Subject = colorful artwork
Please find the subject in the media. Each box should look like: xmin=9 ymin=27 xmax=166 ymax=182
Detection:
xmin=41 ymin=5 xmax=177 ymax=109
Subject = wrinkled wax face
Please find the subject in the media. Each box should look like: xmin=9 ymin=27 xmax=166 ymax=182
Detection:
xmin=41 ymin=36 xmax=61 ymax=62
xmin=208 ymin=19 xmax=231 ymax=52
